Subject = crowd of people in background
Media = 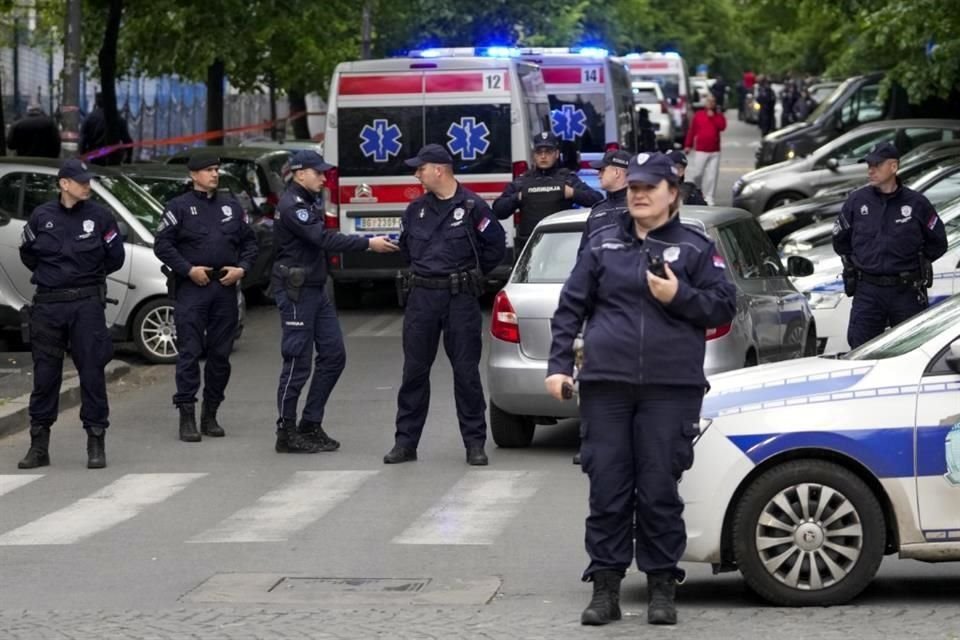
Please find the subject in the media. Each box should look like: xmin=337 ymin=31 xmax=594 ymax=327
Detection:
xmin=736 ymin=70 xmax=824 ymax=136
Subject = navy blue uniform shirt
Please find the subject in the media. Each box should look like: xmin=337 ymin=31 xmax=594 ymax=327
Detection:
xmin=549 ymin=212 xmax=737 ymax=388
xmin=19 ymin=197 xmax=125 ymax=288
xmin=154 ymin=189 xmax=258 ymax=278
xmin=492 ymin=165 xmax=603 ymax=237
xmin=400 ymin=183 xmax=506 ymax=277
xmin=833 ymin=181 xmax=947 ymax=275
xmin=273 ymin=182 xmax=369 ymax=287
xmin=577 ymin=187 xmax=627 ymax=255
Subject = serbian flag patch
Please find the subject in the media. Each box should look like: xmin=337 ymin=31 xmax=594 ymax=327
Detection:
xmin=476 ymin=217 xmax=491 ymax=233
xmin=927 ymin=213 xmax=940 ymax=230
xmin=712 ymin=254 xmax=726 ymax=269
xmin=103 ymin=229 xmax=118 ymax=243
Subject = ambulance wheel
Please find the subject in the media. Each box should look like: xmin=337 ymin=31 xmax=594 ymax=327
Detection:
xmin=490 ymin=401 xmax=535 ymax=448
xmin=732 ymin=459 xmax=886 ymax=606
xmin=133 ymin=298 xmax=178 ymax=365
xmin=332 ymin=282 xmax=362 ymax=309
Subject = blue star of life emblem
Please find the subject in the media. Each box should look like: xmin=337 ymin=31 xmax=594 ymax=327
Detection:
xmin=446 ymin=117 xmax=490 ymax=161
xmin=359 ymin=119 xmax=403 ymax=163
xmin=551 ymin=104 xmax=588 ymax=141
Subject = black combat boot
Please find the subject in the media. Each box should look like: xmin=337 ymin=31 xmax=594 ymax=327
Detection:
xmin=647 ymin=572 xmax=678 ymax=625
xmin=18 ymin=426 xmax=51 ymax=469
xmin=383 ymin=445 xmax=417 ymax=464
xmin=275 ymin=418 xmax=322 ymax=453
xmin=466 ymin=445 xmax=488 ymax=466
xmin=298 ymin=419 xmax=339 ymax=451
xmin=85 ymin=426 xmax=106 ymax=469
xmin=200 ymin=402 xmax=226 ymax=437
xmin=178 ymin=403 xmax=201 ymax=442
xmin=581 ymin=570 xmax=623 ymax=626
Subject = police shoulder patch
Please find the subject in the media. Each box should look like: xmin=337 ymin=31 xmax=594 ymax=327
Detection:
xmin=600 ymin=240 xmax=627 ymax=251
xmin=296 ymin=209 xmax=310 ymax=222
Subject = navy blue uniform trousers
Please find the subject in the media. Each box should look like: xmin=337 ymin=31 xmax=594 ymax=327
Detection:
xmin=172 ymin=281 xmax=238 ymax=406
xmin=578 ymin=382 xmax=702 ymax=581
xmin=394 ymin=288 xmax=486 ymax=449
xmin=275 ymin=287 xmax=345 ymax=423
xmin=848 ymin=282 xmax=925 ymax=349
xmin=29 ymin=297 xmax=112 ymax=429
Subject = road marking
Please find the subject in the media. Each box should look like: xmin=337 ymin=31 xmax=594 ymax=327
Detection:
xmin=349 ymin=314 xmax=401 ymax=337
xmin=0 ymin=473 xmax=205 ymax=546
xmin=392 ymin=470 xmax=543 ymax=545
xmin=188 ymin=471 xmax=378 ymax=543
xmin=374 ymin=314 xmax=405 ymax=337
xmin=0 ymin=475 xmax=42 ymax=498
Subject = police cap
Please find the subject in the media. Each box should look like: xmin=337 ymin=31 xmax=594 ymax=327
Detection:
xmin=186 ymin=154 xmax=220 ymax=171
xmin=666 ymin=149 xmax=688 ymax=167
xmin=288 ymin=150 xmax=334 ymax=172
xmin=626 ymin=152 xmax=680 ymax=186
xmin=859 ymin=141 xmax=900 ymax=165
xmin=57 ymin=158 xmax=94 ymax=183
xmin=532 ymin=131 xmax=559 ymax=150
xmin=590 ymin=149 xmax=632 ymax=170
xmin=404 ymin=143 xmax=453 ymax=167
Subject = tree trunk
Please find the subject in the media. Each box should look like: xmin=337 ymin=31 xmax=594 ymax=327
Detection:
xmin=97 ymin=0 xmax=124 ymax=164
xmin=288 ymin=88 xmax=310 ymax=140
xmin=206 ymin=59 xmax=225 ymax=146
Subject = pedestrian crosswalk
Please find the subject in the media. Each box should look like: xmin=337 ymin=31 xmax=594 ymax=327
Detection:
xmin=0 ymin=470 xmax=559 ymax=548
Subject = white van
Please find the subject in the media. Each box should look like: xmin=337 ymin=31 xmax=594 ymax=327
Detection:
xmin=323 ymin=51 xmax=551 ymax=306
xmin=621 ymin=52 xmax=694 ymax=144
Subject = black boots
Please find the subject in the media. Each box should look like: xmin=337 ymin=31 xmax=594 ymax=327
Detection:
xmin=647 ymin=572 xmax=678 ymax=625
xmin=466 ymin=445 xmax=488 ymax=466
xmin=18 ymin=426 xmax=51 ymax=469
xmin=200 ymin=402 xmax=226 ymax=437
xmin=178 ymin=403 xmax=201 ymax=442
xmin=383 ymin=445 xmax=417 ymax=464
xmin=298 ymin=419 xmax=339 ymax=451
xmin=275 ymin=418 xmax=323 ymax=453
xmin=85 ymin=427 xmax=106 ymax=469
xmin=581 ymin=570 xmax=622 ymax=626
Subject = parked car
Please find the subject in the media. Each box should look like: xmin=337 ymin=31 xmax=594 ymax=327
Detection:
xmin=682 ymin=295 xmax=960 ymax=605
xmin=165 ymin=146 xmax=292 ymax=217
xmin=807 ymin=81 xmax=840 ymax=105
xmin=733 ymin=118 xmax=960 ymax=215
xmin=0 ymin=159 xmax=244 ymax=364
xmin=121 ymin=164 xmax=276 ymax=300
xmin=631 ymin=80 xmax=674 ymax=146
xmin=690 ymin=76 xmax=714 ymax=110
xmin=486 ymin=206 xmax=816 ymax=448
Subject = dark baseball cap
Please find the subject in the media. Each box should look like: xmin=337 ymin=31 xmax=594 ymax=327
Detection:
xmin=532 ymin=131 xmax=559 ymax=150
xmin=288 ymin=150 xmax=334 ymax=172
xmin=404 ymin=143 xmax=453 ymax=167
xmin=589 ymin=149 xmax=632 ymax=170
xmin=860 ymin=141 xmax=900 ymax=165
xmin=57 ymin=158 xmax=94 ymax=182
xmin=186 ymin=154 xmax=220 ymax=171
xmin=626 ymin=152 xmax=680 ymax=186
xmin=666 ymin=150 xmax=688 ymax=167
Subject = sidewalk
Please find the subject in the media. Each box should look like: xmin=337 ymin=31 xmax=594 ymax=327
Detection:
xmin=0 ymin=352 xmax=131 ymax=438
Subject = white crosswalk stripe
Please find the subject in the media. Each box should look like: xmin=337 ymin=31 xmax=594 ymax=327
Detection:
xmin=188 ymin=470 xmax=378 ymax=543
xmin=392 ymin=470 xmax=544 ymax=545
xmin=348 ymin=314 xmax=403 ymax=337
xmin=0 ymin=474 xmax=42 ymax=498
xmin=0 ymin=473 xmax=205 ymax=546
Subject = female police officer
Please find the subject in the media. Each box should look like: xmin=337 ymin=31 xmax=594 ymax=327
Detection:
xmin=546 ymin=152 xmax=736 ymax=626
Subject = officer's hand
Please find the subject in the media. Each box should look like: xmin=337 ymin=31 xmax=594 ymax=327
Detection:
xmin=545 ymin=374 xmax=575 ymax=401
xmin=564 ymin=185 xmax=574 ymax=199
xmin=646 ymin=262 xmax=679 ymax=304
xmin=189 ymin=266 xmax=211 ymax=286
xmin=369 ymin=236 xmax=400 ymax=253
xmin=219 ymin=266 xmax=245 ymax=286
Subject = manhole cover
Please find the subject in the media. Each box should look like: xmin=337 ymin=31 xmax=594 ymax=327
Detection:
xmin=272 ymin=577 xmax=431 ymax=593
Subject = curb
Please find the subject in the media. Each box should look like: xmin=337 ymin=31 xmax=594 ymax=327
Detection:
xmin=0 ymin=360 xmax=133 ymax=439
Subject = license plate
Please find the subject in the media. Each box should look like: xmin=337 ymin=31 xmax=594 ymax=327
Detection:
xmin=355 ymin=217 xmax=400 ymax=230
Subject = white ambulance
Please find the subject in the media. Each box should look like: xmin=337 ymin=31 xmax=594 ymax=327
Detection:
xmin=323 ymin=50 xmax=551 ymax=307
xmin=621 ymin=51 xmax=694 ymax=144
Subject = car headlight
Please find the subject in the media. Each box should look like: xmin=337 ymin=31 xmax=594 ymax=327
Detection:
xmin=741 ymin=181 xmax=766 ymax=196
xmin=760 ymin=212 xmax=795 ymax=231
xmin=785 ymin=149 xmax=796 ymax=160
xmin=752 ymin=101 xmax=761 ymax=111
xmin=805 ymin=291 xmax=844 ymax=309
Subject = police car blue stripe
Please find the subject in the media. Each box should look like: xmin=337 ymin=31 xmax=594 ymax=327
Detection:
xmin=702 ymin=373 xmax=868 ymax=417
xmin=917 ymin=425 xmax=953 ymax=477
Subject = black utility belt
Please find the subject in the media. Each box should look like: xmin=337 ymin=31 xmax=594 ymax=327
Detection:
xmin=858 ymin=271 xmax=921 ymax=287
xmin=33 ymin=285 xmax=102 ymax=303
xmin=410 ymin=272 xmax=475 ymax=290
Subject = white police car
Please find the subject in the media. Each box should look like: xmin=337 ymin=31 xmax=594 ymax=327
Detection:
xmin=682 ymin=294 xmax=960 ymax=605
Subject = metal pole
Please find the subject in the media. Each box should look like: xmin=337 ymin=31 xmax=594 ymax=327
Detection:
xmin=61 ymin=0 xmax=83 ymax=155
xmin=12 ymin=17 xmax=20 ymax=118
xmin=361 ymin=1 xmax=372 ymax=60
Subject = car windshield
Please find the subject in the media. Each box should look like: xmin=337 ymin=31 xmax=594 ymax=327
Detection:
xmin=96 ymin=175 xmax=165 ymax=235
xmin=132 ymin=176 xmax=189 ymax=204
xmin=512 ymin=225 xmax=582 ymax=283
xmin=807 ymin=77 xmax=852 ymax=123
xmin=843 ymin=294 xmax=960 ymax=360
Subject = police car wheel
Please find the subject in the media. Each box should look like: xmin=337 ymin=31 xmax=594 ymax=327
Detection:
xmin=732 ymin=459 xmax=886 ymax=606
xmin=489 ymin=401 xmax=535 ymax=448
xmin=132 ymin=298 xmax=178 ymax=365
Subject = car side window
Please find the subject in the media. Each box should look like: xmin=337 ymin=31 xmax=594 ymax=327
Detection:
xmin=828 ymin=129 xmax=896 ymax=167
xmin=738 ymin=220 xmax=786 ymax=277
xmin=718 ymin=224 xmax=759 ymax=279
xmin=0 ymin=173 xmax=24 ymax=220
xmin=922 ymin=170 xmax=960 ymax=209
xmin=22 ymin=173 xmax=60 ymax=217
xmin=841 ymin=83 xmax=882 ymax=128
xmin=925 ymin=336 xmax=960 ymax=376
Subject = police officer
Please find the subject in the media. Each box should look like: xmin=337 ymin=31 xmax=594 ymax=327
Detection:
xmin=273 ymin=150 xmax=398 ymax=453
xmin=546 ymin=152 xmax=736 ymax=626
xmin=154 ymin=155 xmax=258 ymax=442
xmin=493 ymin=131 xmax=602 ymax=253
xmin=833 ymin=142 xmax=947 ymax=349
xmin=578 ymin=149 xmax=631 ymax=250
xmin=666 ymin=150 xmax=708 ymax=205
xmin=385 ymin=144 xmax=506 ymax=465
xmin=18 ymin=159 xmax=125 ymax=469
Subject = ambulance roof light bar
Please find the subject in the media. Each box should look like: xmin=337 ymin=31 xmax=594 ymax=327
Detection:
xmin=409 ymin=46 xmax=611 ymax=59
xmin=623 ymin=51 xmax=681 ymax=59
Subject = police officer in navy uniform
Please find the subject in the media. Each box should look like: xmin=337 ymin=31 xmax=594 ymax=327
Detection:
xmin=154 ymin=155 xmax=258 ymax=442
xmin=18 ymin=159 xmax=125 ymax=469
xmin=578 ymin=149 xmax=631 ymax=256
xmin=272 ymin=150 xmax=398 ymax=453
xmin=547 ymin=152 xmax=736 ymax=626
xmin=833 ymin=142 xmax=947 ymax=349
xmin=493 ymin=131 xmax=602 ymax=253
xmin=385 ymin=144 xmax=506 ymax=465
xmin=666 ymin=150 xmax=708 ymax=206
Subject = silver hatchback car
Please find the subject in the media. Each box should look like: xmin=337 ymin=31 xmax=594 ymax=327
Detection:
xmin=486 ymin=206 xmax=817 ymax=448
xmin=0 ymin=160 xmax=243 ymax=364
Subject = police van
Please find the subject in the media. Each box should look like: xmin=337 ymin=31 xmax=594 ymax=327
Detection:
xmin=323 ymin=50 xmax=551 ymax=306
xmin=621 ymin=51 xmax=694 ymax=144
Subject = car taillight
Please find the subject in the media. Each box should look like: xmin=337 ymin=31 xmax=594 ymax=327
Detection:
xmin=263 ymin=192 xmax=279 ymax=218
xmin=512 ymin=160 xmax=528 ymax=179
xmin=491 ymin=291 xmax=520 ymax=343
xmin=323 ymin=167 xmax=340 ymax=230
xmin=660 ymin=100 xmax=668 ymax=114
xmin=605 ymin=142 xmax=620 ymax=151
xmin=706 ymin=324 xmax=732 ymax=341
xmin=579 ymin=160 xmax=593 ymax=169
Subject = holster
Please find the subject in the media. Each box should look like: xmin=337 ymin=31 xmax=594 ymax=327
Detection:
xmin=279 ymin=265 xmax=306 ymax=303
xmin=842 ymin=267 xmax=857 ymax=297
xmin=161 ymin=265 xmax=178 ymax=299
xmin=920 ymin=256 xmax=933 ymax=288
xmin=19 ymin=304 xmax=31 ymax=345
xmin=395 ymin=271 xmax=411 ymax=308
